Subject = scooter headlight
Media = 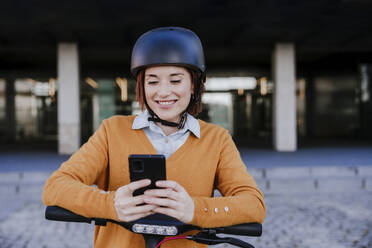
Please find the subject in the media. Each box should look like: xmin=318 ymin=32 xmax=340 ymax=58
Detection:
xmin=132 ymin=224 xmax=178 ymax=236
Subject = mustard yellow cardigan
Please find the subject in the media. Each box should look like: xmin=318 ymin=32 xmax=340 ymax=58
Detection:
xmin=43 ymin=115 xmax=265 ymax=248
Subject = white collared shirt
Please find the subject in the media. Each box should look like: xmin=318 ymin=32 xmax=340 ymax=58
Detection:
xmin=132 ymin=110 xmax=200 ymax=159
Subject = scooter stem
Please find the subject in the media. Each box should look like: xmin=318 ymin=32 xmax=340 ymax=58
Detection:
xmin=143 ymin=234 xmax=164 ymax=248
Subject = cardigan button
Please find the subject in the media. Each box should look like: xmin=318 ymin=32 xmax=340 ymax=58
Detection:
xmin=214 ymin=208 xmax=218 ymax=213
xmin=224 ymin=206 xmax=229 ymax=212
xmin=204 ymin=208 xmax=208 ymax=212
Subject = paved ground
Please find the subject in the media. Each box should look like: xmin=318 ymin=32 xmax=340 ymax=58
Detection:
xmin=239 ymin=192 xmax=372 ymax=248
xmin=0 ymin=184 xmax=371 ymax=248
xmin=0 ymin=147 xmax=371 ymax=248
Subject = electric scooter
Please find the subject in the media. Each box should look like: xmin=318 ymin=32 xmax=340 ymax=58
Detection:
xmin=45 ymin=206 xmax=262 ymax=248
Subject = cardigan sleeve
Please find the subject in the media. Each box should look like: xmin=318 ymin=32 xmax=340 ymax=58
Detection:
xmin=189 ymin=130 xmax=266 ymax=228
xmin=42 ymin=119 xmax=118 ymax=220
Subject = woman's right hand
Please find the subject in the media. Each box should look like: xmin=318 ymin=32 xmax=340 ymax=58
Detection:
xmin=114 ymin=179 xmax=156 ymax=222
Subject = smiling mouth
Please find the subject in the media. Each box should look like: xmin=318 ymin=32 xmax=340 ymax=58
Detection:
xmin=156 ymin=100 xmax=177 ymax=105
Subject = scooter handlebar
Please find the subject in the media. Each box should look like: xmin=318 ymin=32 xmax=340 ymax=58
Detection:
xmin=45 ymin=206 xmax=262 ymax=237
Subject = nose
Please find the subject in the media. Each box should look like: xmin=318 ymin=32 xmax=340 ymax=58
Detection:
xmin=157 ymin=81 xmax=171 ymax=97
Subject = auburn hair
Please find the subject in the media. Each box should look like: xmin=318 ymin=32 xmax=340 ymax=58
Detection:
xmin=135 ymin=68 xmax=205 ymax=116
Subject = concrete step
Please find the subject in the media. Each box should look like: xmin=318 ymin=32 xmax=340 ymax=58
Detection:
xmin=0 ymin=172 xmax=50 ymax=183
xmin=256 ymin=177 xmax=372 ymax=194
xmin=248 ymin=165 xmax=372 ymax=179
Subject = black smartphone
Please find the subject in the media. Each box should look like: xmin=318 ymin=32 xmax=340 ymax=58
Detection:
xmin=128 ymin=154 xmax=166 ymax=196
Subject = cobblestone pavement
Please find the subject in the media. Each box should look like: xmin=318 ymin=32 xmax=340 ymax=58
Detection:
xmin=0 ymin=184 xmax=371 ymax=248
xmin=241 ymin=192 xmax=372 ymax=248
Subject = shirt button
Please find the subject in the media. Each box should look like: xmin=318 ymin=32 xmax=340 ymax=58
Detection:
xmin=214 ymin=208 xmax=218 ymax=213
xmin=224 ymin=206 xmax=229 ymax=212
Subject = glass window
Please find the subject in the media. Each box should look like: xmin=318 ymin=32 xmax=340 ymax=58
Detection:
xmin=202 ymin=93 xmax=233 ymax=134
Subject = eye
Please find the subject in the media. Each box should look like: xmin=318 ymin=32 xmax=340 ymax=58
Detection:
xmin=147 ymin=81 xmax=158 ymax=85
xmin=170 ymin=80 xmax=181 ymax=83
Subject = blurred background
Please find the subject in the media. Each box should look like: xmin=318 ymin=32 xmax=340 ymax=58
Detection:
xmin=0 ymin=1 xmax=371 ymax=248
xmin=1 ymin=0 xmax=372 ymax=152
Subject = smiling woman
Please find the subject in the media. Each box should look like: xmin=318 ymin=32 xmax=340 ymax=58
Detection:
xmin=42 ymin=27 xmax=266 ymax=248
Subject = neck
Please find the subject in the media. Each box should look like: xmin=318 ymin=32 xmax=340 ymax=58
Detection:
xmin=159 ymin=115 xmax=182 ymax=136
xmin=157 ymin=122 xmax=178 ymax=136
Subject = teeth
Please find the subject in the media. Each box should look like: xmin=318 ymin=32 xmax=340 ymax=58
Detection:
xmin=158 ymin=101 xmax=174 ymax=105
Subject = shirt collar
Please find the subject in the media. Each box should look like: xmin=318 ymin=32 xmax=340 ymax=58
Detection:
xmin=132 ymin=110 xmax=200 ymax=138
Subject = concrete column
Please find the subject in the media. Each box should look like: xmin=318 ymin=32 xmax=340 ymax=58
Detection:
xmin=5 ymin=78 xmax=16 ymax=143
xmin=92 ymin=94 xmax=100 ymax=132
xmin=272 ymin=43 xmax=297 ymax=151
xmin=57 ymin=43 xmax=80 ymax=154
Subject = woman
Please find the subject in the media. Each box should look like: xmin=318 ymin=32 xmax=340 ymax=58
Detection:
xmin=43 ymin=27 xmax=265 ymax=248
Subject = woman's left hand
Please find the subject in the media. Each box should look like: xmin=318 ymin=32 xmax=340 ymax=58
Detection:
xmin=143 ymin=180 xmax=194 ymax=223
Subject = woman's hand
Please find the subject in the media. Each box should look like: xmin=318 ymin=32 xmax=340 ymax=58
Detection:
xmin=114 ymin=179 xmax=156 ymax=222
xmin=143 ymin=180 xmax=195 ymax=223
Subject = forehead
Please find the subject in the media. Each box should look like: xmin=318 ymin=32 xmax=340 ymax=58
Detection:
xmin=145 ymin=65 xmax=188 ymax=76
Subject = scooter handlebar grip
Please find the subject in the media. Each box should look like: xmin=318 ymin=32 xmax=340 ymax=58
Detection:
xmin=45 ymin=206 xmax=92 ymax=224
xmin=214 ymin=223 xmax=262 ymax=237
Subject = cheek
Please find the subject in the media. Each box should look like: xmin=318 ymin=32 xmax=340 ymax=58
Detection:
xmin=184 ymin=86 xmax=193 ymax=99
xmin=144 ymin=86 xmax=153 ymax=100
xmin=184 ymin=90 xmax=192 ymax=99
xmin=179 ymin=83 xmax=193 ymax=98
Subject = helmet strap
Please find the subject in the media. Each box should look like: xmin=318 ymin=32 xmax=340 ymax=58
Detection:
xmin=201 ymin=71 xmax=207 ymax=84
xmin=148 ymin=111 xmax=188 ymax=129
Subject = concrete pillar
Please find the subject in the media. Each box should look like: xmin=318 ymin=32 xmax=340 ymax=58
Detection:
xmin=92 ymin=94 xmax=100 ymax=132
xmin=272 ymin=43 xmax=297 ymax=151
xmin=57 ymin=43 xmax=80 ymax=154
xmin=5 ymin=78 xmax=16 ymax=143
